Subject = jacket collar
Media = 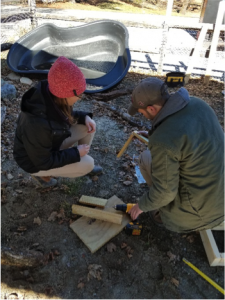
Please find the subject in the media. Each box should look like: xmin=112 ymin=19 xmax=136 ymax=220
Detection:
xmin=149 ymin=87 xmax=190 ymax=135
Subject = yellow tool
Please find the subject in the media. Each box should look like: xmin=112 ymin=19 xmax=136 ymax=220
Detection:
xmin=183 ymin=258 xmax=225 ymax=295
xmin=113 ymin=204 xmax=143 ymax=236
xmin=113 ymin=203 xmax=136 ymax=213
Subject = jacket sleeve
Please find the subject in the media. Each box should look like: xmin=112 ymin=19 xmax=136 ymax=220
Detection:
xmin=138 ymin=144 xmax=180 ymax=212
xmin=22 ymin=118 xmax=80 ymax=171
xmin=72 ymin=110 xmax=93 ymax=125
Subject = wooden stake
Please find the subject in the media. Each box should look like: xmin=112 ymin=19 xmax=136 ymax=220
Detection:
xmin=117 ymin=131 xmax=149 ymax=158
xmin=72 ymin=205 xmax=122 ymax=225
xmin=117 ymin=132 xmax=134 ymax=158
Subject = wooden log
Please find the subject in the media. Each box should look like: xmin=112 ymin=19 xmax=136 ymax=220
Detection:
xmin=92 ymin=88 xmax=133 ymax=101
xmin=92 ymin=100 xmax=149 ymax=129
xmin=1 ymin=247 xmax=44 ymax=267
xmin=72 ymin=205 xmax=123 ymax=225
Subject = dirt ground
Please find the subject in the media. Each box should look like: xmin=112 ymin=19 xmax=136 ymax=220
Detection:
xmin=1 ymin=50 xmax=225 ymax=300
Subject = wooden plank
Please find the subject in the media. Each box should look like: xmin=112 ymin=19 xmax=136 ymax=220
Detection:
xmin=70 ymin=195 xmax=131 ymax=253
xmin=72 ymin=204 xmax=122 ymax=225
xmin=204 ymin=1 xmax=225 ymax=85
xmin=79 ymin=195 xmax=107 ymax=208
xmin=185 ymin=24 xmax=209 ymax=84
xmin=200 ymin=229 xmax=221 ymax=267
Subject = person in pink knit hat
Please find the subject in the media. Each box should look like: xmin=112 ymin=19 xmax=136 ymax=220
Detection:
xmin=13 ymin=56 xmax=102 ymax=188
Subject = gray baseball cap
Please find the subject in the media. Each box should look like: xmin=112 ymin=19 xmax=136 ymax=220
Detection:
xmin=128 ymin=77 xmax=170 ymax=116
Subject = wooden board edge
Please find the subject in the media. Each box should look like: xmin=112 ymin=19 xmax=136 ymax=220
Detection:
xmin=200 ymin=229 xmax=224 ymax=267
xmin=212 ymin=221 xmax=225 ymax=231
xmin=79 ymin=195 xmax=107 ymax=208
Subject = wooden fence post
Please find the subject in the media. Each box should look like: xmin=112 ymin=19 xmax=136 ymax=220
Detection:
xmin=204 ymin=0 xmax=225 ymax=85
xmin=157 ymin=0 xmax=174 ymax=74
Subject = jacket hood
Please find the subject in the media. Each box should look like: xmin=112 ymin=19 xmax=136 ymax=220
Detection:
xmin=151 ymin=87 xmax=190 ymax=130
xmin=21 ymin=81 xmax=47 ymax=116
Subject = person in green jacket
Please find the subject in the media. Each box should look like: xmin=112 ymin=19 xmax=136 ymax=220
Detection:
xmin=127 ymin=77 xmax=224 ymax=233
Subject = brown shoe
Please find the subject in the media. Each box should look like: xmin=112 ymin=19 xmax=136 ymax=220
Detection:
xmin=31 ymin=175 xmax=57 ymax=188
xmin=149 ymin=210 xmax=164 ymax=227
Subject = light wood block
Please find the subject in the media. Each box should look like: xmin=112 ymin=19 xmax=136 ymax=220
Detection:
xmin=72 ymin=204 xmax=122 ymax=225
xmin=70 ymin=195 xmax=131 ymax=253
xmin=200 ymin=227 xmax=225 ymax=267
xmin=79 ymin=195 xmax=107 ymax=208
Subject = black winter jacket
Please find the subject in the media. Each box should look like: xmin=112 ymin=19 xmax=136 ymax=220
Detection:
xmin=13 ymin=80 xmax=93 ymax=173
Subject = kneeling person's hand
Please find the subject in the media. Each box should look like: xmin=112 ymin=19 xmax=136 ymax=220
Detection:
xmin=128 ymin=203 xmax=143 ymax=220
xmin=77 ymin=144 xmax=90 ymax=157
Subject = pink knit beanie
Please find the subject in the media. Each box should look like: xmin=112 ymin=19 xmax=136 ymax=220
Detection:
xmin=48 ymin=56 xmax=86 ymax=98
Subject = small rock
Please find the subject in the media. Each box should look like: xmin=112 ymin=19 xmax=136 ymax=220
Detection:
xmin=20 ymin=77 xmax=33 ymax=85
xmin=1 ymin=83 xmax=17 ymax=100
xmin=98 ymin=190 xmax=109 ymax=198
xmin=6 ymin=173 xmax=14 ymax=180
xmin=7 ymin=72 xmax=21 ymax=81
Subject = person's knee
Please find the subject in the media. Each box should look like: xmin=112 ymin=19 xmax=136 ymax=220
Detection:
xmin=85 ymin=156 xmax=94 ymax=173
xmin=138 ymin=149 xmax=151 ymax=168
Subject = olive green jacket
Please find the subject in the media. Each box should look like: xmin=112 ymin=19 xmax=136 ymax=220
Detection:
xmin=139 ymin=88 xmax=224 ymax=232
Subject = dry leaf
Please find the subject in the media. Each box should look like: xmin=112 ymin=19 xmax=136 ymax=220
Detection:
xmin=167 ymin=251 xmax=177 ymax=262
xmin=33 ymin=217 xmax=41 ymax=225
xmin=92 ymin=176 xmax=98 ymax=181
xmin=17 ymin=226 xmax=27 ymax=231
xmin=48 ymin=211 xmax=58 ymax=222
xmin=121 ymin=242 xmax=127 ymax=249
xmin=87 ymin=264 xmax=103 ymax=281
xmin=107 ymin=242 xmax=117 ymax=253
xmin=52 ymin=249 xmax=60 ymax=256
xmin=77 ymin=282 xmax=85 ymax=289
xmin=186 ymin=235 xmax=195 ymax=243
xmin=171 ymin=277 xmax=179 ymax=287
xmin=57 ymin=208 xmax=65 ymax=219
xmin=127 ymin=254 xmax=133 ymax=259
xmin=125 ymin=246 xmax=134 ymax=255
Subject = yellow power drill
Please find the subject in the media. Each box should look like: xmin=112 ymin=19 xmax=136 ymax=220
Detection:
xmin=113 ymin=204 xmax=143 ymax=236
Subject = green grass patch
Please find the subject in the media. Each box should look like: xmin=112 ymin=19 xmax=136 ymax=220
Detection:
xmin=62 ymin=177 xmax=84 ymax=195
